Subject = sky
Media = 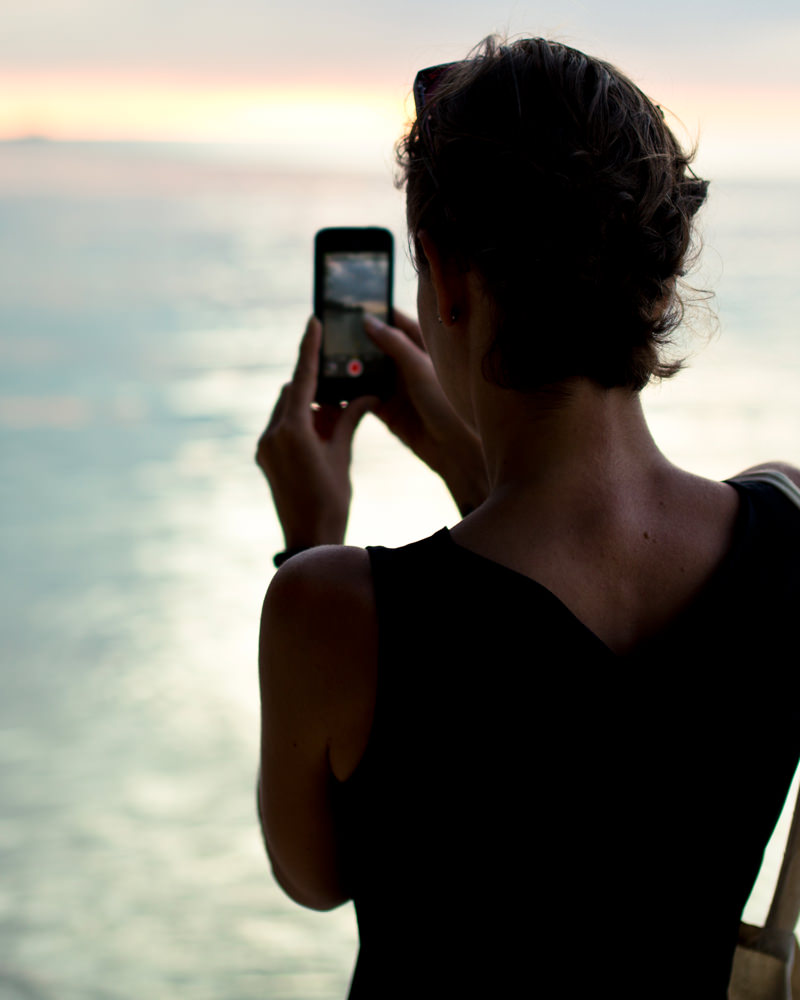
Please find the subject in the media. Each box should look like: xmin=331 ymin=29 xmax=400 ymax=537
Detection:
xmin=2 ymin=0 xmax=800 ymax=177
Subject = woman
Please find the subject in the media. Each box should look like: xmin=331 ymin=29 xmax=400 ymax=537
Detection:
xmin=256 ymin=38 xmax=800 ymax=997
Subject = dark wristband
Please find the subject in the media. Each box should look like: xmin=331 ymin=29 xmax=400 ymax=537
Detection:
xmin=273 ymin=546 xmax=310 ymax=568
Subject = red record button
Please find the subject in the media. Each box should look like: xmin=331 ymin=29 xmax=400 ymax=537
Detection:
xmin=347 ymin=358 xmax=364 ymax=377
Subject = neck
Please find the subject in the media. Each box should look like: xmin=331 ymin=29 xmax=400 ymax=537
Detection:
xmin=452 ymin=373 xmax=739 ymax=656
xmin=473 ymin=377 xmax=671 ymax=506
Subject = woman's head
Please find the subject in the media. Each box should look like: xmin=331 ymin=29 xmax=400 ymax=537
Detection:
xmin=397 ymin=37 xmax=709 ymax=391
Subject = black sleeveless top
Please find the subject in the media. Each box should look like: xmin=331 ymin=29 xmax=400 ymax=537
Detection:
xmin=332 ymin=478 xmax=800 ymax=998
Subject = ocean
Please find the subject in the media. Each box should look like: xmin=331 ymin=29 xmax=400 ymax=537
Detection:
xmin=0 ymin=141 xmax=798 ymax=999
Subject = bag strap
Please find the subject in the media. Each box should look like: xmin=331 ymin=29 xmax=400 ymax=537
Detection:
xmin=730 ymin=468 xmax=800 ymax=933
xmin=764 ymin=779 xmax=800 ymax=932
xmin=729 ymin=468 xmax=800 ymax=511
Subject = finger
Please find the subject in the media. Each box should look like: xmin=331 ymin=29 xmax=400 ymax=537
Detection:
xmin=287 ymin=315 xmax=321 ymax=410
xmin=265 ymin=383 xmax=291 ymax=434
xmin=391 ymin=307 xmax=426 ymax=349
xmin=256 ymin=383 xmax=291 ymax=467
xmin=312 ymin=402 xmax=342 ymax=442
xmin=364 ymin=314 xmax=428 ymax=376
xmin=332 ymin=395 xmax=377 ymax=446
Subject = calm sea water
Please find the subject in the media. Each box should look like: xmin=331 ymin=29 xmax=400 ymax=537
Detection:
xmin=0 ymin=141 xmax=799 ymax=1000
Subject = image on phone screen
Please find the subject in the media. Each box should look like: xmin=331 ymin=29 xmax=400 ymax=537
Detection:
xmin=321 ymin=251 xmax=390 ymax=378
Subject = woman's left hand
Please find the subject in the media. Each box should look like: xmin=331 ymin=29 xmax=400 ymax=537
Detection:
xmin=256 ymin=316 xmax=375 ymax=549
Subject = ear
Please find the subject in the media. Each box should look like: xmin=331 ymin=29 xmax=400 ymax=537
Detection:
xmin=417 ymin=230 xmax=465 ymax=327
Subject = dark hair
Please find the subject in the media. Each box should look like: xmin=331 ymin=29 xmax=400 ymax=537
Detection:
xmin=397 ymin=36 xmax=709 ymax=391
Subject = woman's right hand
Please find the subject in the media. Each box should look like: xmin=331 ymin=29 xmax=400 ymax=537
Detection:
xmin=364 ymin=309 xmax=488 ymax=516
xmin=256 ymin=316 xmax=374 ymax=550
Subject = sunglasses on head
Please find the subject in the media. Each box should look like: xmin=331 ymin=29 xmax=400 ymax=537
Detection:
xmin=413 ymin=62 xmax=458 ymax=116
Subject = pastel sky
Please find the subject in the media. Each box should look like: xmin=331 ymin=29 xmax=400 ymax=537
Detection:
xmin=3 ymin=0 xmax=799 ymax=177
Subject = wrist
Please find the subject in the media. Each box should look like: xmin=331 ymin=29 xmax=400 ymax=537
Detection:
xmin=274 ymin=546 xmax=310 ymax=567
xmin=280 ymin=516 xmax=348 ymax=552
xmin=274 ymin=518 xmax=347 ymax=568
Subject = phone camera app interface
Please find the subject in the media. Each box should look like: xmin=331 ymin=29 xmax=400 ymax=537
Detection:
xmin=322 ymin=251 xmax=389 ymax=377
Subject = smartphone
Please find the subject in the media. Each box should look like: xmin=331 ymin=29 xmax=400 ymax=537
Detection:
xmin=313 ymin=227 xmax=394 ymax=404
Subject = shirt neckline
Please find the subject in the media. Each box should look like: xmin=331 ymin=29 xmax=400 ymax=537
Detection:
xmin=435 ymin=479 xmax=755 ymax=657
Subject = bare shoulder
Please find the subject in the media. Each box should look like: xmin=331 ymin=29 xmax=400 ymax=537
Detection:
xmin=259 ymin=544 xmax=378 ymax=777
xmin=260 ymin=545 xmax=377 ymax=726
xmin=262 ymin=544 xmax=375 ymax=630
xmin=732 ymin=461 xmax=800 ymax=490
xmin=257 ymin=546 xmax=377 ymax=910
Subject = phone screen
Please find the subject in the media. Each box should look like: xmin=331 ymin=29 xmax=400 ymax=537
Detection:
xmin=320 ymin=250 xmax=391 ymax=379
xmin=313 ymin=227 xmax=394 ymax=403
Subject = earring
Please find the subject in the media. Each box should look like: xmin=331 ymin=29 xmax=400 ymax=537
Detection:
xmin=450 ymin=307 xmax=459 ymax=324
